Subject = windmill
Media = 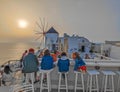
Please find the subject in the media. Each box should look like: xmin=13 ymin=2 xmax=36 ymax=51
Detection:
xmin=34 ymin=18 xmax=48 ymax=49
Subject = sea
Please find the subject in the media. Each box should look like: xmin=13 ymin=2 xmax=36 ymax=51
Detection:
xmin=0 ymin=42 xmax=40 ymax=65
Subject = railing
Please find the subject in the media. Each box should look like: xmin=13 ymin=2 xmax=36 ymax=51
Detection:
xmin=0 ymin=59 xmax=20 ymax=69
xmin=0 ymin=56 xmax=20 ymax=66
xmin=0 ymin=57 xmax=120 ymax=90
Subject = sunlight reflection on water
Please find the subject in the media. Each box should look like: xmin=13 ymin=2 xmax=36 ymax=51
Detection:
xmin=0 ymin=42 xmax=39 ymax=65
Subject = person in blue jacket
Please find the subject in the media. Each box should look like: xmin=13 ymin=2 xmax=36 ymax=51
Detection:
xmin=41 ymin=49 xmax=54 ymax=83
xmin=41 ymin=49 xmax=54 ymax=70
xmin=57 ymin=52 xmax=70 ymax=72
xmin=73 ymin=52 xmax=86 ymax=71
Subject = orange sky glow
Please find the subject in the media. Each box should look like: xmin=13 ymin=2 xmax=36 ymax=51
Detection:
xmin=0 ymin=0 xmax=120 ymax=43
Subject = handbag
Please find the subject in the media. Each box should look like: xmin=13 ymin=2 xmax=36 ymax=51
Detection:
xmin=78 ymin=65 xmax=87 ymax=73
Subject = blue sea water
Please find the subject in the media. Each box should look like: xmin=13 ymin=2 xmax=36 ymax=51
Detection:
xmin=0 ymin=42 xmax=40 ymax=65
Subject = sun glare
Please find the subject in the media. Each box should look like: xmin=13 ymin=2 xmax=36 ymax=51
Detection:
xmin=18 ymin=20 xmax=28 ymax=28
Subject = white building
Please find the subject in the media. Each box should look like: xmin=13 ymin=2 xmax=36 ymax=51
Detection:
xmin=100 ymin=42 xmax=120 ymax=59
xmin=58 ymin=33 xmax=91 ymax=53
xmin=45 ymin=28 xmax=92 ymax=53
xmin=45 ymin=27 xmax=59 ymax=51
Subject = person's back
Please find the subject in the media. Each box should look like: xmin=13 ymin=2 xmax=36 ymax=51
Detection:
xmin=74 ymin=58 xmax=86 ymax=70
xmin=57 ymin=52 xmax=70 ymax=72
xmin=73 ymin=52 xmax=86 ymax=71
xmin=22 ymin=48 xmax=39 ymax=73
xmin=41 ymin=49 xmax=54 ymax=70
xmin=41 ymin=56 xmax=54 ymax=70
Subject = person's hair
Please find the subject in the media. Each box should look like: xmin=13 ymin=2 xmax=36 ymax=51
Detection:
xmin=44 ymin=49 xmax=50 ymax=56
xmin=61 ymin=52 xmax=67 ymax=56
xmin=25 ymin=50 xmax=27 ymax=53
xmin=54 ymin=50 xmax=57 ymax=54
xmin=4 ymin=65 xmax=12 ymax=74
xmin=29 ymin=48 xmax=34 ymax=53
xmin=74 ymin=52 xmax=81 ymax=60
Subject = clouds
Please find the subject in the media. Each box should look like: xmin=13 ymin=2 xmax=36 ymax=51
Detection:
xmin=0 ymin=0 xmax=120 ymax=43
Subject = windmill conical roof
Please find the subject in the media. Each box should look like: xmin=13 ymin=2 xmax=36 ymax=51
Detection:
xmin=46 ymin=27 xmax=59 ymax=34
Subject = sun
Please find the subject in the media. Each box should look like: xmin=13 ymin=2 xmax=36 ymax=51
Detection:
xmin=18 ymin=19 xmax=28 ymax=28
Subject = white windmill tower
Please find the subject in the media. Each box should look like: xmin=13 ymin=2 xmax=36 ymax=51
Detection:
xmin=34 ymin=18 xmax=48 ymax=49
xmin=45 ymin=27 xmax=59 ymax=51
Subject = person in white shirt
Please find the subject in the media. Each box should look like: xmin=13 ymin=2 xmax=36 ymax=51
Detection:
xmin=2 ymin=65 xmax=15 ymax=86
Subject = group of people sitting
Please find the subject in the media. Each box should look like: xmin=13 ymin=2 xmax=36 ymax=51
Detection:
xmin=22 ymin=48 xmax=86 ymax=83
xmin=0 ymin=48 xmax=86 ymax=86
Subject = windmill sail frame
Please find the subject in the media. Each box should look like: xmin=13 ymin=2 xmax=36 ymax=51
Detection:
xmin=34 ymin=18 xmax=49 ymax=49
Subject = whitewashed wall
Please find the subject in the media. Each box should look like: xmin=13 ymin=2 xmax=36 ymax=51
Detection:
xmin=68 ymin=38 xmax=78 ymax=53
xmin=110 ymin=46 xmax=120 ymax=59
xmin=94 ymin=44 xmax=101 ymax=53
xmin=46 ymin=33 xmax=58 ymax=44
xmin=45 ymin=33 xmax=58 ymax=50
xmin=101 ymin=44 xmax=111 ymax=55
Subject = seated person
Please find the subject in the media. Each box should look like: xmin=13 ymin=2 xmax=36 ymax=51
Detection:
xmin=41 ymin=49 xmax=54 ymax=70
xmin=51 ymin=50 xmax=58 ymax=62
xmin=84 ymin=53 xmax=90 ymax=59
xmin=57 ymin=52 xmax=70 ymax=79
xmin=22 ymin=48 xmax=39 ymax=83
xmin=38 ymin=51 xmax=43 ymax=58
xmin=41 ymin=49 xmax=54 ymax=83
xmin=2 ymin=65 xmax=15 ymax=86
xmin=73 ymin=52 xmax=86 ymax=73
xmin=57 ymin=52 xmax=70 ymax=72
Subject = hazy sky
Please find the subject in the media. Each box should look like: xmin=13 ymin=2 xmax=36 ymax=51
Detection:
xmin=0 ymin=0 xmax=120 ymax=43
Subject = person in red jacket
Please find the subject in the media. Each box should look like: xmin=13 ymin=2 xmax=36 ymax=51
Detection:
xmin=51 ymin=50 xmax=58 ymax=62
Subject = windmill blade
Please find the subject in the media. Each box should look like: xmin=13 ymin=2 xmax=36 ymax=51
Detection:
xmin=33 ymin=30 xmax=41 ymax=33
xmin=34 ymin=18 xmax=49 ymax=48
xmin=39 ymin=41 xmax=42 ymax=47
xmin=44 ymin=22 xmax=48 ymax=32
xmin=42 ymin=35 xmax=45 ymax=48
xmin=39 ymin=17 xmax=44 ymax=32
xmin=35 ymin=36 xmax=41 ymax=41
xmin=43 ymin=17 xmax=46 ymax=32
xmin=35 ymin=35 xmax=43 ymax=41
xmin=36 ymin=21 xmax=42 ymax=30
xmin=42 ymin=35 xmax=45 ymax=40
xmin=35 ymin=32 xmax=44 ymax=34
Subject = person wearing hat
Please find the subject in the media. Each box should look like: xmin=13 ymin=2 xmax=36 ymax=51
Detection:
xmin=22 ymin=48 xmax=39 ymax=82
